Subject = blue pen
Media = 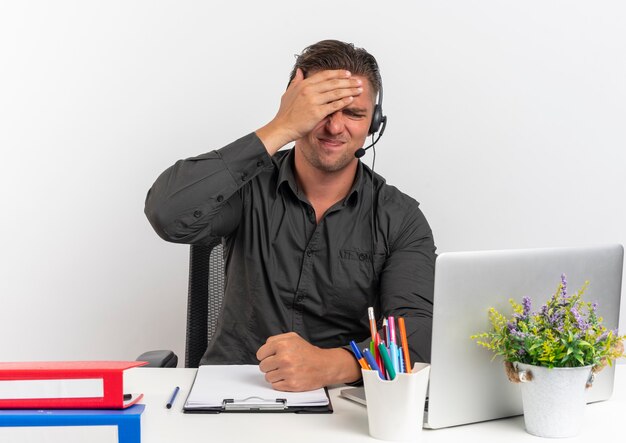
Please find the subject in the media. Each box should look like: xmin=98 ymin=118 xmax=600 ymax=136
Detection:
xmin=349 ymin=340 xmax=369 ymax=370
xmin=388 ymin=316 xmax=399 ymax=373
xmin=398 ymin=346 xmax=405 ymax=373
xmin=363 ymin=348 xmax=385 ymax=380
xmin=166 ymin=386 xmax=180 ymax=409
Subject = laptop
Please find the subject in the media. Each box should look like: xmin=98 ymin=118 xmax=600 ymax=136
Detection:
xmin=340 ymin=244 xmax=624 ymax=429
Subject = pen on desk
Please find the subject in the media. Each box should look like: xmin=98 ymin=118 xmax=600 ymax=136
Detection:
xmin=166 ymin=386 xmax=180 ymax=409
xmin=398 ymin=317 xmax=412 ymax=373
xmin=349 ymin=340 xmax=370 ymax=370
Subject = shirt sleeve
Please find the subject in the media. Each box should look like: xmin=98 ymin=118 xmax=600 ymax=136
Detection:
xmin=378 ymin=201 xmax=436 ymax=365
xmin=346 ymin=198 xmax=436 ymax=379
xmin=372 ymin=201 xmax=436 ymax=363
xmin=144 ymin=132 xmax=272 ymax=245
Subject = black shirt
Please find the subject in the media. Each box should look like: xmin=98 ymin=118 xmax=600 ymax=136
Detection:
xmin=145 ymin=133 xmax=436 ymax=365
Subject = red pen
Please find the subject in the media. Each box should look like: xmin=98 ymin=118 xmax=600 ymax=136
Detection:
xmin=374 ymin=332 xmax=384 ymax=378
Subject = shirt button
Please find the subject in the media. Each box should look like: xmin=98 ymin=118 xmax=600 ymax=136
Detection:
xmin=217 ymin=195 xmax=224 ymax=202
xmin=193 ymin=210 xmax=202 ymax=218
xmin=306 ymin=249 xmax=312 ymax=257
xmin=256 ymin=161 xmax=263 ymax=167
xmin=359 ymin=253 xmax=367 ymax=261
xmin=241 ymin=173 xmax=248 ymax=181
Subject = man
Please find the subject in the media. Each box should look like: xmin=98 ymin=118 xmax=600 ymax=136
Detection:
xmin=145 ymin=40 xmax=436 ymax=392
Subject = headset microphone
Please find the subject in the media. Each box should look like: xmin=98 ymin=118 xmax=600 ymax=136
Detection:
xmin=354 ymin=81 xmax=387 ymax=159
xmin=354 ymin=116 xmax=387 ymax=158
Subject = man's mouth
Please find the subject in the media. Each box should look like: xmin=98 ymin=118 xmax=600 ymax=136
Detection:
xmin=318 ymin=138 xmax=346 ymax=148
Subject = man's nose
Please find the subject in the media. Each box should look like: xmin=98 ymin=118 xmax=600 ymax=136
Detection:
xmin=325 ymin=111 xmax=344 ymax=134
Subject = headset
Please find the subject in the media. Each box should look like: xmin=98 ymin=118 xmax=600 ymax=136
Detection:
xmin=355 ymin=81 xmax=388 ymax=159
xmin=353 ymin=76 xmax=388 ymax=285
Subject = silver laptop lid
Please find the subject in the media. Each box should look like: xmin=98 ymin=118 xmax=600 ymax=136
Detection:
xmin=425 ymin=244 xmax=624 ymax=429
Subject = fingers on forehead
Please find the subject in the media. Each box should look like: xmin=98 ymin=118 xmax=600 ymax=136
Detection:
xmin=306 ymin=69 xmax=352 ymax=81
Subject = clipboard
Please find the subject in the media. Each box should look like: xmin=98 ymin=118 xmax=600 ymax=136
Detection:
xmin=182 ymin=365 xmax=333 ymax=414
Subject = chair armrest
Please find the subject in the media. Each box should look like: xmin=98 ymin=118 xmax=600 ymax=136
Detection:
xmin=136 ymin=350 xmax=178 ymax=368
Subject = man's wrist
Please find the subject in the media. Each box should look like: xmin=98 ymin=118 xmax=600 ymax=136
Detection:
xmin=325 ymin=347 xmax=362 ymax=385
xmin=255 ymin=120 xmax=297 ymax=156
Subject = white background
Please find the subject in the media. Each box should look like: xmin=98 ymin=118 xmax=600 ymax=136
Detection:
xmin=1 ymin=1 xmax=624 ymax=363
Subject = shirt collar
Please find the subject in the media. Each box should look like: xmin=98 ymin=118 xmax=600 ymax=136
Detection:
xmin=275 ymin=147 xmax=365 ymax=206
xmin=275 ymin=147 xmax=300 ymax=196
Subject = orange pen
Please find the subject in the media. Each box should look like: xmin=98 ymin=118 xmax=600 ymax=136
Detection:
xmin=398 ymin=317 xmax=412 ymax=372
xmin=350 ymin=340 xmax=370 ymax=370
xmin=367 ymin=307 xmax=377 ymax=341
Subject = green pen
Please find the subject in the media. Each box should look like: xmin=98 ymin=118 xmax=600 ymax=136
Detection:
xmin=378 ymin=343 xmax=397 ymax=380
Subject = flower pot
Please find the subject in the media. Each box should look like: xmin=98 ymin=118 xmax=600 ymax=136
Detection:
xmin=515 ymin=362 xmax=593 ymax=438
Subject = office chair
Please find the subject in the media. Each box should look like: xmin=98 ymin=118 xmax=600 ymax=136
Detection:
xmin=137 ymin=238 xmax=225 ymax=368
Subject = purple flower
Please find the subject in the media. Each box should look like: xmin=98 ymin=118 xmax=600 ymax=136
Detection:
xmin=510 ymin=328 xmax=526 ymax=340
xmin=571 ymin=307 xmax=588 ymax=331
xmin=560 ymin=273 xmax=568 ymax=298
xmin=596 ymin=329 xmax=617 ymax=343
xmin=548 ymin=309 xmax=564 ymax=327
xmin=522 ymin=297 xmax=532 ymax=317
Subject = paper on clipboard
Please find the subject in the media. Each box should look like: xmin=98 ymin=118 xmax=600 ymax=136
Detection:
xmin=184 ymin=365 xmax=329 ymax=411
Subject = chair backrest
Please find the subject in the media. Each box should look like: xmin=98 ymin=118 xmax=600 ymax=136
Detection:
xmin=184 ymin=238 xmax=225 ymax=368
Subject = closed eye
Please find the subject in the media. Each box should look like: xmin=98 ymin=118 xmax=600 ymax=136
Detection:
xmin=343 ymin=109 xmax=367 ymax=119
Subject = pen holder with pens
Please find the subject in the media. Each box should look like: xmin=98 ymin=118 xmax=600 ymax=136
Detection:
xmin=361 ymin=363 xmax=430 ymax=442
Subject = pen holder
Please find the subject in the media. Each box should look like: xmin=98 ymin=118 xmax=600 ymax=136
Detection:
xmin=361 ymin=363 xmax=430 ymax=441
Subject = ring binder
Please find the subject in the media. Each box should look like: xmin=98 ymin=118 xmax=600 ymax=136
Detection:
xmin=0 ymin=361 xmax=146 ymax=409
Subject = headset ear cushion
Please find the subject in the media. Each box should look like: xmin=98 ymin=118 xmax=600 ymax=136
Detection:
xmin=369 ymin=104 xmax=383 ymax=135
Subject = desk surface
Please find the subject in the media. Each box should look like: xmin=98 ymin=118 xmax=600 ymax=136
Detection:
xmin=123 ymin=365 xmax=625 ymax=443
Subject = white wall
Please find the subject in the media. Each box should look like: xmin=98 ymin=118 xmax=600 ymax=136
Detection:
xmin=1 ymin=1 xmax=625 ymax=363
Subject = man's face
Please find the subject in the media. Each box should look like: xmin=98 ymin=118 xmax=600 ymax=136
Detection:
xmin=296 ymin=75 xmax=375 ymax=173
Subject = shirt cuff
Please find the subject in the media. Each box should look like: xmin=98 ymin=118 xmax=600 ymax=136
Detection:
xmin=341 ymin=344 xmax=364 ymax=386
xmin=217 ymin=132 xmax=273 ymax=186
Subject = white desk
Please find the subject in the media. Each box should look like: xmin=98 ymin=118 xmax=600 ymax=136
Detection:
xmin=124 ymin=365 xmax=625 ymax=443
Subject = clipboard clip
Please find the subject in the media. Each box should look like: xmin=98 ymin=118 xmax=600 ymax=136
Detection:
xmin=222 ymin=396 xmax=288 ymax=411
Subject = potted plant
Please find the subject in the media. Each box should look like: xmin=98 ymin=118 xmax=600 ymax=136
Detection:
xmin=471 ymin=274 xmax=624 ymax=438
